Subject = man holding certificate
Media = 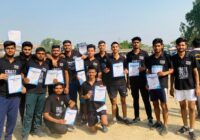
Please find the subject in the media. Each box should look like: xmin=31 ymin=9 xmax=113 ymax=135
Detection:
xmin=146 ymin=38 xmax=173 ymax=136
xmin=104 ymin=42 xmax=131 ymax=125
xmin=16 ymin=41 xmax=33 ymax=123
xmin=81 ymin=66 xmax=108 ymax=133
xmin=126 ymin=37 xmax=153 ymax=125
xmin=43 ymin=83 xmax=75 ymax=134
xmin=170 ymin=38 xmax=200 ymax=140
xmin=22 ymin=47 xmax=49 ymax=139
xmin=46 ymin=45 xmax=69 ymax=95
xmin=95 ymin=40 xmax=123 ymax=121
xmin=0 ymin=41 xmax=26 ymax=140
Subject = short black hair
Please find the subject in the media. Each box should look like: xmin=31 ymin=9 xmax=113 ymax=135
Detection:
xmin=152 ymin=38 xmax=163 ymax=46
xmin=53 ymin=82 xmax=64 ymax=89
xmin=35 ymin=47 xmax=46 ymax=53
xmin=22 ymin=41 xmax=33 ymax=49
xmin=131 ymin=36 xmax=142 ymax=42
xmin=63 ymin=40 xmax=71 ymax=45
xmin=111 ymin=41 xmax=119 ymax=47
xmin=176 ymin=37 xmax=187 ymax=45
xmin=3 ymin=40 xmax=16 ymax=49
xmin=88 ymin=65 xmax=97 ymax=72
xmin=98 ymin=40 xmax=106 ymax=45
xmin=51 ymin=45 xmax=60 ymax=49
xmin=192 ymin=38 xmax=200 ymax=48
xmin=87 ymin=44 xmax=96 ymax=50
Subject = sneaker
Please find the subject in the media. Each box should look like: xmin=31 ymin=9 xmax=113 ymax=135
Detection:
xmin=159 ymin=125 xmax=168 ymax=136
xmin=31 ymin=128 xmax=47 ymax=137
xmin=152 ymin=122 xmax=162 ymax=129
xmin=132 ymin=117 xmax=140 ymax=123
xmin=110 ymin=118 xmax=117 ymax=124
xmin=101 ymin=125 xmax=108 ymax=133
xmin=68 ymin=125 xmax=75 ymax=132
xmin=176 ymin=126 xmax=189 ymax=134
xmin=22 ymin=135 xmax=29 ymax=140
xmin=189 ymin=131 xmax=196 ymax=140
xmin=116 ymin=115 xmax=124 ymax=122
xmin=123 ymin=118 xmax=133 ymax=125
xmin=148 ymin=119 xmax=153 ymax=127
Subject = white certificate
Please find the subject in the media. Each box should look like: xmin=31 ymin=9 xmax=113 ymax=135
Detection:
xmin=64 ymin=108 xmax=77 ymax=125
xmin=8 ymin=75 xmax=23 ymax=94
xmin=45 ymin=70 xmax=64 ymax=85
xmin=94 ymin=86 xmax=106 ymax=102
xmin=151 ymin=65 xmax=163 ymax=74
xmin=128 ymin=62 xmax=140 ymax=77
xmin=113 ymin=62 xmax=124 ymax=77
xmin=8 ymin=30 xmax=21 ymax=46
xmin=77 ymin=42 xmax=87 ymax=55
xmin=27 ymin=67 xmax=42 ymax=85
xmin=146 ymin=74 xmax=161 ymax=90
xmin=77 ymin=71 xmax=86 ymax=85
xmin=96 ymin=104 xmax=107 ymax=113
xmin=75 ymin=57 xmax=84 ymax=71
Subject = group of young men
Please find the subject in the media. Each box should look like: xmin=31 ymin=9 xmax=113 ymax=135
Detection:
xmin=0 ymin=36 xmax=200 ymax=140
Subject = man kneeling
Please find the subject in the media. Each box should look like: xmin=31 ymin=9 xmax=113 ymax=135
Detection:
xmin=43 ymin=83 xmax=75 ymax=134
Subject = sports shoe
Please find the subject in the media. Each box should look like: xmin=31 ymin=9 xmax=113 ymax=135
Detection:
xmin=31 ymin=128 xmax=47 ymax=137
xmin=22 ymin=135 xmax=29 ymax=140
xmin=176 ymin=126 xmax=189 ymax=134
xmin=159 ymin=125 xmax=168 ymax=136
xmin=189 ymin=131 xmax=196 ymax=140
xmin=132 ymin=117 xmax=140 ymax=123
xmin=152 ymin=121 xmax=162 ymax=129
xmin=123 ymin=118 xmax=133 ymax=125
xmin=148 ymin=119 xmax=153 ymax=127
xmin=101 ymin=125 xmax=108 ymax=133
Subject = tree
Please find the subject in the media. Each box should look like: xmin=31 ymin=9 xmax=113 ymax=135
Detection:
xmin=40 ymin=38 xmax=61 ymax=52
xmin=180 ymin=0 xmax=200 ymax=45
xmin=120 ymin=40 xmax=132 ymax=49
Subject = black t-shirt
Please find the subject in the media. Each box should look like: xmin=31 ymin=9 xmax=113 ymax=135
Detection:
xmin=126 ymin=49 xmax=148 ymax=86
xmin=43 ymin=94 xmax=70 ymax=119
xmin=84 ymin=57 xmax=101 ymax=73
xmin=81 ymin=81 xmax=105 ymax=112
xmin=0 ymin=57 xmax=24 ymax=97
xmin=146 ymin=53 xmax=173 ymax=88
xmin=95 ymin=53 xmax=110 ymax=83
xmin=106 ymin=54 xmax=127 ymax=86
xmin=24 ymin=56 xmax=49 ymax=94
xmin=190 ymin=49 xmax=200 ymax=77
xmin=171 ymin=52 xmax=197 ymax=90
xmin=65 ymin=50 xmax=82 ymax=82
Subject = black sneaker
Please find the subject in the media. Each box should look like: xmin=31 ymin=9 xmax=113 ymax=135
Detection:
xmin=148 ymin=119 xmax=153 ymax=127
xmin=176 ymin=126 xmax=189 ymax=134
xmin=132 ymin=117 xmax=140 ymax=123
xmin=116 ymin=115 xmax=124 ymax=122
xmin=22 ymin=135 xmax=29 ymax=140
xmin=159 ymin=125 xmax=168 ymax=136
xmin=123 ymin=118 xmax=133 ymax=125
xmin=189 ymin=131 xmax=196 ymax=140
xmin=31 ymin=128 xmax=47 ymax=137
xmin=152 ymin=122 xmax=162 ymax=129
xmin=101 ymin=125 xmax=108 ymax=133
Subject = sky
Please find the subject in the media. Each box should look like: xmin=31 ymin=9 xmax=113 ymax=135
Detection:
xmin=0 ymin=0 xmax=194 ymax=48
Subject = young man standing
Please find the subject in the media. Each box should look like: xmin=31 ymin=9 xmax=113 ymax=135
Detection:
xmin=126 ymin=37 xmax=153 ymax=125
xmin=47 ymin=45 xmax=69 ymax=95
xmin=16 ymin=41 xmax=33 ymax=123
xmin=146 ymin=38 xmax=173 ymax=135
xmin=171 ymin=37 xmax=200 ymax=140
xmin=22 ymin=47 xmax=49 ymax=140
xmin=95 ymin=40 xmax=123 ymax=121
xmin=105 ymin=42 xmax=131 ymax=124
xmin=190 ymin=38 xmax=200 ymax=119
xmin=43 ymin=83 xmax=75 ymax=134
xmin=0 ymin=41 xmax=26 ymax=140
xmin=81 ymin=66 xmax=108 ymax=133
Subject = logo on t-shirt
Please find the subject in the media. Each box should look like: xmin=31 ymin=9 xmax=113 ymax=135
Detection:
xmin=14 ymin=65 xmax=19 ymax=69
xmin=178 ymin=67 xmax=188 ymax=79
xmin=186 ymin=61 xmax=191 ymax=65
xmin=160 ymin=60 xmax=165 ymax=65
xmin=139 ymin=56 xmax=144 ymax=60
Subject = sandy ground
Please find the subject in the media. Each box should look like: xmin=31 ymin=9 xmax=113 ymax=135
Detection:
xmin=4 ymin=91 xmax=200 ymax=140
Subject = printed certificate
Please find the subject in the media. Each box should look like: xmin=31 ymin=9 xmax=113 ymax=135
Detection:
xmin=64 ymin=108 xmax=77 ymax=125
xmin=27 ymin=67 xmax=41 ymax=85
xmin=151 ymin=65 xmax=163 ymax=74
xmin=128 ymin=62 xmax=140 ymax=77
xmin=8 ymin=75 xmax=23 ymax=94
xmin=113 ymin=62 xmax=124 ymax=77
xmin=77 ymin=71 xmax=86 ymax=85
xmin=93 ymin=86 xmax=106 ymax=102
xmin=75 ymin=57 xmax=84 ymax=71
xmin=45 ymin=70 xmax=64 ymax=85
xmin=146 ymin=74 xmax=161 ymax=90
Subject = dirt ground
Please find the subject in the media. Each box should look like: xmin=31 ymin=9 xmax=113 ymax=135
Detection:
xmin=7 ymin=91 xmax=200 ymax=140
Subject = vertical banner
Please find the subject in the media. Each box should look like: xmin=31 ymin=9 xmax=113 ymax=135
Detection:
xmin=8 ymin=30 xmax=21 ymax=46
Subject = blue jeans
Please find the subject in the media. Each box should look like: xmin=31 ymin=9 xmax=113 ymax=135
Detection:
xmin=0 ymin=96 xmax=20 ymax=140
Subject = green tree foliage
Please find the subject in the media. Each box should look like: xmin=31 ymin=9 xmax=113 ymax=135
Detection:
xmin=120 ymin=40 xmax=132 ymax=49
xmin=40 ymin=38 xmax=61 ymax=52
xmin=180 ymin=0 xmax=200 ymax=45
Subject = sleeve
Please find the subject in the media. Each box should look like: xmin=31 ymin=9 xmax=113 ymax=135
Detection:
xmin=191 ymin=55 xmax=197 ymax=69
xmin=43 ymin=97 xmax=51 ymax=113
xmin=143 ymin=51 xmax=149 ymax=68
xmin=123 ymin=56 xmax=128 ymax=69
xmin=23 ymin=61 xmax=30 ymax=77
xmin=166 ymin=54 xmax=173 ymax=69
xmin=145 ymin=56 xmax=151 ymax=70
xmin=96 ymin=61 xmax=101 ymax=72
xmin=63 ymin=94 xmax=71 ymax=106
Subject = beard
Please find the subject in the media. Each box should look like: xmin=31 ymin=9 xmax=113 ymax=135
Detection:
xmin=6 ymin=54 xmax=14 ymax=58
